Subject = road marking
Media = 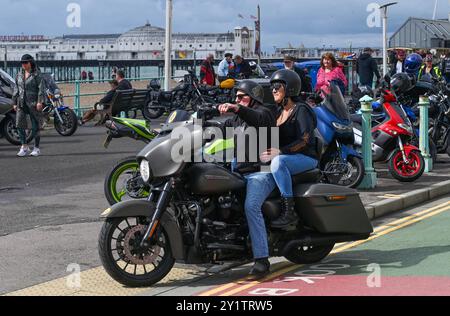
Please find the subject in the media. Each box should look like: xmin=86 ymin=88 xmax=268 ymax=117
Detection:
xmin=199 ymin=200 xmax=450 ymax=297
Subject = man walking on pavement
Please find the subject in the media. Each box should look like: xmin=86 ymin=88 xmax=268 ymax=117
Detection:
xmin=356 ymin=47 xmax=381 ymax=89
xmin=218 ymin=53 xmax=235 ymax=82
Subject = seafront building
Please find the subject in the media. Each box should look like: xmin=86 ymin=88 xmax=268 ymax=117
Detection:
xmin=0 ymin=22 xmax=255 ymax=61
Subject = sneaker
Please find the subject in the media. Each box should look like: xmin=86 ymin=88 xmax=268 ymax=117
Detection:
xmin=30 ymin=147 xmax=41 ymax=157
xmin=17 ymin=147 xmax=31 ymax=157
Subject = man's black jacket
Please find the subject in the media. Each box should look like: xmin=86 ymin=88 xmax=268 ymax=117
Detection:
xmin=224 ymin=103 xmax=277 ymax=172
xmin=356 ymin=53 xmax=381 ymax=86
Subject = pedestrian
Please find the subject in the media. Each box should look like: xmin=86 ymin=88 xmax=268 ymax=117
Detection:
xmin=390 ymin=49 xmax=406 ymax=76
xmin=81 ymin=70 xmax=87 ymax=81
xmin=88 ymin=71 xmax=94 ymax=83
xmin=112 ymin=66 xmax=118 ymax=80
xmin=116 ymin=70 xmax=132 ymax=90
xmin=283 ymin=55 xmax=312 ymax=94
xmin=316 ymin=53 xmax=348 ymax=96
xmin=217 ymin=53 xmax=234 ymax=82
xmin=418 ymin=54 xmax=442 ymax=81
xmin=234 ymin=55 xmax=252 ymax=79
xmin=199 ymin=54 xmax=216 ymax=86
xmin=12 ymin=54 xmax=45 ymax=157
xmin=356 ymin=47 xmax=381 ymax=89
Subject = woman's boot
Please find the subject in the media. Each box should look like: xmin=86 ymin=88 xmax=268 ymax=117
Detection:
xmin=271 ymin=197 xmax=298 ymax=228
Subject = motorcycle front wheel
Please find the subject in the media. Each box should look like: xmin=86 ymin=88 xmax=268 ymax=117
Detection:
xmin=54 ymin=108 xmax=78 ymax=136
xmin=98 ymin=217 xmax=175 ymax=287
xmin=321 ymin=156 xmax=365 ymax=189
xmin=388 ymin=149 xmax=425 ymax=182
xmin=104 ymin=157 xmax=149 ymax=206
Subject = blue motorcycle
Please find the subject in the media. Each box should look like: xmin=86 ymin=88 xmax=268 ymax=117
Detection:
xmin=313 ymin=83 xmax=365 ymax=188
xmin=41 ymin=73 xmax=78 ymax=136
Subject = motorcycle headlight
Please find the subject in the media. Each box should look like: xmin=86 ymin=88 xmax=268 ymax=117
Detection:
xmin=140 ymin=160 xmax=151 ymax=183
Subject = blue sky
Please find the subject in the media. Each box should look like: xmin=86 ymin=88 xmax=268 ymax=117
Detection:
xmin=1 ymin=0 xmax=449 ymax=51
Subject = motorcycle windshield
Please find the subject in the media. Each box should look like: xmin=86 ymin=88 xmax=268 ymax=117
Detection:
xmin=323 ymin=82 xmax=350 ymax=121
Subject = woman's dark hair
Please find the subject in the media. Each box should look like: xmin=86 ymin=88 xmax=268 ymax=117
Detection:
xmin=320 ymin=53 xmax=338 ymax=69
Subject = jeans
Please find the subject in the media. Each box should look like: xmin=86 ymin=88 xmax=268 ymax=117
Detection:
xmin=18 ymin=110 xmax=40 ymax=147
xmin=270 ymin=154 xmax=318 ymax=198
xmin=244 ymin=172 xmax=276 ymax=259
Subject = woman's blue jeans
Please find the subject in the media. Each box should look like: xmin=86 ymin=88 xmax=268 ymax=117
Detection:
xmin=244 ymin=153 xmax=318 ymax=259
xmin=270 ymin=153 xmax=318 ymax=197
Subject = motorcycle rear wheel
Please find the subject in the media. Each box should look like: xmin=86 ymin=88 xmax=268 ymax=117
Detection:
xmin=284 ymin=244 xmax=335 ymax=264
xmin=143 ymin=102 xmax=165 ymax=120
xmin=104 ymin=157 xmax=149 ymax=206
xmin=2 ymin=115 xmax=33 ymax=145
xmin=98 ymin=217 xmax=175 ymax=287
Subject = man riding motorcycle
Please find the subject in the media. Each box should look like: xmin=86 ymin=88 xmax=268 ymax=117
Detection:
xmin=218 ymin=80 xmax=278 ymax=276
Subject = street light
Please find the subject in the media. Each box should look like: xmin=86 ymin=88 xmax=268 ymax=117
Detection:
xmin=164 ymin=0 xmax=173 ymax=91
xmin=380 ymin=2 xmax=398 ymax=76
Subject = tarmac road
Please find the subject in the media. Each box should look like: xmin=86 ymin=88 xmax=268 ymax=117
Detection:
xmin=0 ymin=124 xmax=153 ymax=293
xmin=1 ymin=122 xmax=449 ymax=296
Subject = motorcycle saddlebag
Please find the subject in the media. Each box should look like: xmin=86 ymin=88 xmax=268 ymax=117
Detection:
xmin=294 ymin=184 xmax=373 ymax=235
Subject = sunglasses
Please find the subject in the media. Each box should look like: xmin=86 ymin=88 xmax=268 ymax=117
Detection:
xmin=271 ymin=82 xmax=284 ymax=92
xmin=236 ymin=94 xmax=249 ymax=101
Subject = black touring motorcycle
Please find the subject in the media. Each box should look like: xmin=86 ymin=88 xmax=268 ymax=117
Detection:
xmin=98 ymin=106 xmax=373 ymax=287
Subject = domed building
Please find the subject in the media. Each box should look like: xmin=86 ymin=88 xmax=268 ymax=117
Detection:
xmin=1 ymin=22 xmax=255 ymax=61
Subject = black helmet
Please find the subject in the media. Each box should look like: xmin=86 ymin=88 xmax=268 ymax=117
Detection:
xmin=236 ymin=80 xmax=264 ymax=104
xmin=390 ymin=73 xmax=414 ymax=95
xmin=270 ymin=69 xmax=301 ymax=97
xmin=21 ymin=54 xmax=34 ymax=63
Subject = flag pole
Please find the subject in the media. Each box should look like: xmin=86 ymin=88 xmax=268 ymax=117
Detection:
xmin=257 ymin=5 xmax=261 ymax=65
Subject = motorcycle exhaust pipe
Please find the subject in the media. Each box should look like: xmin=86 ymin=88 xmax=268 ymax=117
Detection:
xmin=281 ymin=233 xmax=370 ymax=256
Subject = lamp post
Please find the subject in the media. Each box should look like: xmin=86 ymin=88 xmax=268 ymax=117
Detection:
xmin=380 ymin=2 xmax=397 ymax=77
xmin=164 ymin=0 xmax=173 ymax=91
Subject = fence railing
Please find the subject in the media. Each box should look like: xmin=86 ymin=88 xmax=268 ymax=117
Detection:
xmin=57 ymin=76 xmax=184 ymax=117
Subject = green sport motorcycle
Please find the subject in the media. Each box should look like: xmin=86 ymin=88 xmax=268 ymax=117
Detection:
xmin=103 ymin=117 xmax=158 ymax=206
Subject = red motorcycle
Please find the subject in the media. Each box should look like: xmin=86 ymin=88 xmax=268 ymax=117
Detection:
xmin=353 ymin=74 xmax=425 ymax=182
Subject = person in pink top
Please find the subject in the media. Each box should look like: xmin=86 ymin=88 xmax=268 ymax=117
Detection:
xmin=316 ymin=52 xmax=348 ymax=96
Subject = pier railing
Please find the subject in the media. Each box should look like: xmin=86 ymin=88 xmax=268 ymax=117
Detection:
xmin=57 ymin=76 xmax=184 ymax=117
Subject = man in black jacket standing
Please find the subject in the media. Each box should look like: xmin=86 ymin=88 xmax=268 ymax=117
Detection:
xmin=356 ymin=47 xmax=381 ymax=88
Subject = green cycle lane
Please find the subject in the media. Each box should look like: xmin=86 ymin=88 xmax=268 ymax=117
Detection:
xmin=192 ymin=197 xmax=450 ymax=297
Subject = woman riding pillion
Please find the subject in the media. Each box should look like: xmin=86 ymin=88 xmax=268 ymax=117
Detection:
xmin=12 ymin=54 xmax=45 ymax=157
xmin=220 ymin=72 xmax=319 ymax=277
xmin=261 ymin=69 xmax=319 ymax=228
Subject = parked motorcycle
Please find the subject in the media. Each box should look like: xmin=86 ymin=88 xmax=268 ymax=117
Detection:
xmin=103 ymin=109 xmax=198 ymax=205
xmin=41 ymin=73 xmax=78 ymax=136
xmin=103 ymin=116 xmax=159 ymax=206
xmin=0 ymin=68 xmax=33 ymax=145
xmin=98 ymin=105 xmax=373 ymax=287
xmin=353 ymin=75 xmax=425 ymax=182
xmin=143 ymin=70 xmax=215 ymax=120
xmin=312 ymin=83 xmax=365 ymax=188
